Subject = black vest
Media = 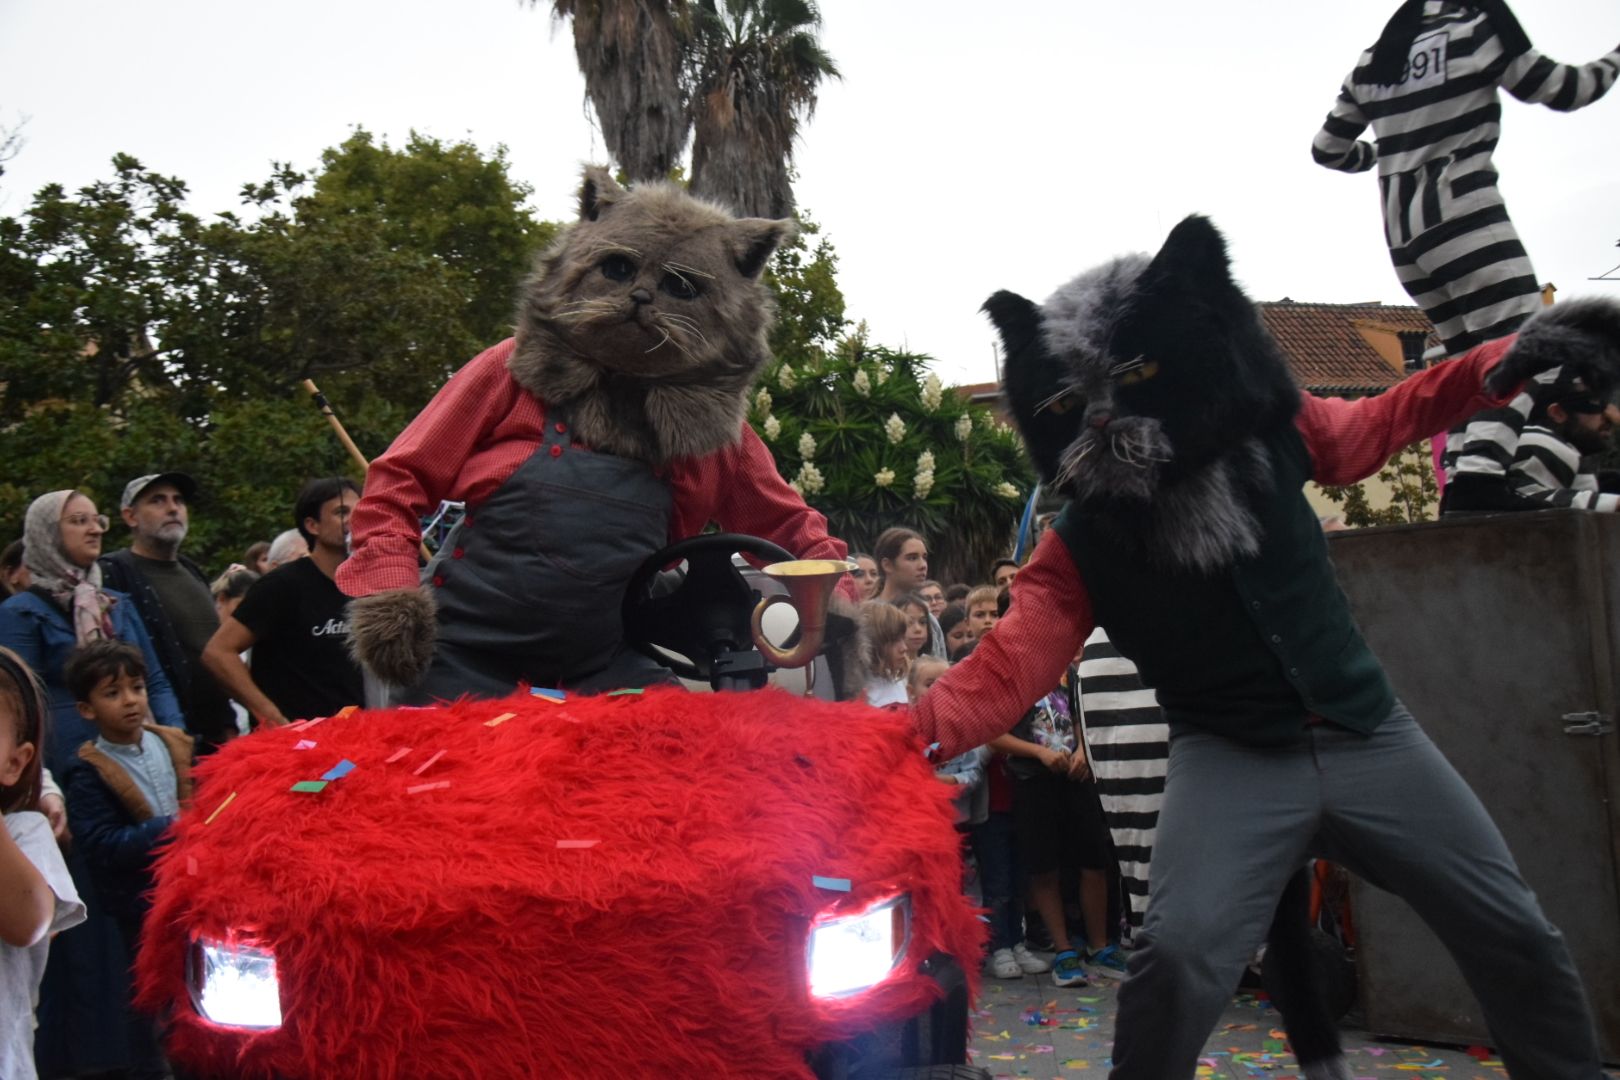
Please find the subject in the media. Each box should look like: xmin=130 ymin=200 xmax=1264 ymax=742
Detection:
xmin=1052 ymin=423 xmax=1395 ymax=746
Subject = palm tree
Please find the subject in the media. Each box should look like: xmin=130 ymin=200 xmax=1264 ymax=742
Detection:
xmin=545 ymin=1 xmax=693 ymax=183
xmin=687 ymin=0 xmax=838 ymax=219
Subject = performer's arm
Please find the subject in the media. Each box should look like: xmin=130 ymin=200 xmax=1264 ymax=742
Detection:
xmin=1297 ymin=337 xmax=1515 ymax=486
xmin=1501 ymin=45 xmax=1620 ymax=112
xmin=1311 ymin=82 xmax=1378 ymax=173
xmin=338 ymin=345 xmax=521 ymax=597
xmin=911 ymin=530 xmax=1093 ymax=760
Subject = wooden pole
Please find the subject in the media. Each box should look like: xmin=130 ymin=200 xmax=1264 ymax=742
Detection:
xmin=302 ymin=379 xmax=434 ymax=563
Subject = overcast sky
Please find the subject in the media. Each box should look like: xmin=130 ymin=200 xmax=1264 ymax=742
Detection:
xmin=3 ymin=0 xmax=1617 ymax=386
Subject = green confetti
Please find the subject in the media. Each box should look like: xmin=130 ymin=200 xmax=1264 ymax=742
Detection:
xmin=290 ymin=780 xmax=327 ymax=793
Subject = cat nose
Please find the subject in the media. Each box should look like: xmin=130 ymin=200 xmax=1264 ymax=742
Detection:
xmin=1089 ymin=412 xmax=1111 ymax=430
xmin=629 ymin=287 xmax=653 ymax=304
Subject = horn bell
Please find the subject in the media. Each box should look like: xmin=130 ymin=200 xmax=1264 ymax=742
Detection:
xmin=751 ymin=560 xmax=856 ymax=691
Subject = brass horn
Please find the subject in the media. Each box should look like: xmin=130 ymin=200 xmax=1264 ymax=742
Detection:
xmin=750 ymin=559 xmax=856 ymax=696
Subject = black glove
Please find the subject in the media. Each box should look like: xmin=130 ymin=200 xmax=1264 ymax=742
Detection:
xmin=1483 ymin=297 xmax=1620 ymax=399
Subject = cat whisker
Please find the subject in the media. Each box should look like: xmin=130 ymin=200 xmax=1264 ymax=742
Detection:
xmin=664 ymin=261 xmax=715 ymax=281
xmin=1036 ymin=385 xmax=1079 ymax=413
xmin=1109 ymin=355 xmax=1146 ymax=375
xmin=644 ymin=329 xmax=672 ymax=354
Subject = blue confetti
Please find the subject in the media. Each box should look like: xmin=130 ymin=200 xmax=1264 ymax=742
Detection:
xmin=531 ymin=687 xmax=567 ymax=701
xmin=812 ymin=875 xmax=852 ymax=892
xmin=321 ymin=759 xmax=357 ymax=781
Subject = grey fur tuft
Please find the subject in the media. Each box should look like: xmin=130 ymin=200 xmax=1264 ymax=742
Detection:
xmin=1485 ymin=295 xmax=1620 ymax=398
xmin=1040 ymin=253 xmax=1152 ymax=363
xmin=1139 ymin=440 xmax=1272 ymax=572
xmin=348 ymin=587 xmax=438 ymax=688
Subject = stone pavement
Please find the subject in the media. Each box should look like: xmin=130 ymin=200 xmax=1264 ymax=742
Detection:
xmin=967 ymin=968 xmax=1618 ymax=1079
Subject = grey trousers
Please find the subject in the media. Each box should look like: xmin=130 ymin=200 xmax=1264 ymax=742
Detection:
xmin=1109 ymin=704 xmax=1603 ymax=1080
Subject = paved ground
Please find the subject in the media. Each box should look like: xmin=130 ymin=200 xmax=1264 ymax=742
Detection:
xmin=967 ymin=969 xmax=1617 ymax=1079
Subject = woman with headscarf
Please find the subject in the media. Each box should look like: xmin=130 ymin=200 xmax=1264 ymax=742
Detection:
xmin=0 ymin=489 xmax=182 ymax=1079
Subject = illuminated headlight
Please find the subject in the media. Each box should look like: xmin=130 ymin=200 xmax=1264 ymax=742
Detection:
xmin=187 ymin=936 xmax=283 ymax=1030
xmin=807 ymin=894 xmax=911 ymax=998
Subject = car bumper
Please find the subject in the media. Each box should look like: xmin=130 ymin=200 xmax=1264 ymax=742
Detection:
xmin=807 ymin=953 xmax=989 ymax=1080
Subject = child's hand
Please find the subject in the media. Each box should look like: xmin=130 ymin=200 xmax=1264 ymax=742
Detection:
xmin=1067 ymin=750 xmax=1091 ymax=781
xmin=1036 ymin=746 xmax=1070 ymax=773
xmin=39 ymin=793 xmax=69 ymax=845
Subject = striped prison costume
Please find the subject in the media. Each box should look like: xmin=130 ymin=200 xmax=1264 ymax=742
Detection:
xmin=1441 ymin=366 xmax=1620 ymax=511
xmin=1313 ymin=2 xmax=1620 ymax=355
xmin=1075 ymin=627 xmax=1166 ymax=934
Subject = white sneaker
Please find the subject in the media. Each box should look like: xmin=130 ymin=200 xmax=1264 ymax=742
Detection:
xmin=989 ymin=948 xmax=1023 ymax=979
xmin=1011 ymin=942 xmax=1050 ymax=974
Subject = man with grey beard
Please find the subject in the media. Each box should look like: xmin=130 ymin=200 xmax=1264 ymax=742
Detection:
xmin=98 ymin=473 xmax=235 ymax=752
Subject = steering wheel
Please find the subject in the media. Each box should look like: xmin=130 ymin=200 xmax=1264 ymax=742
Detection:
xmin=621 ymin=533 xmax=795 ymax=681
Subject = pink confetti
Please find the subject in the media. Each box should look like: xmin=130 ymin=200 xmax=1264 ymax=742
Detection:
xmin=406 ymin=781 xmax=451 ymax=795
xmin=294 ymin=739 xmax=317 ymax=750
xmin=186 ymin=855 xmax=198 ymax=876
xmin=384 ymin=747 xmax=412 ymax=764
xmin=412 ymin=750 xmax=446 ymax=776
xmin=555 ymin=839 xmax=600 ymax=849
xmin=302 ymin=716 xmax=328 ymax=729
xmin=484 ymin=712 xmax=516 ymax=728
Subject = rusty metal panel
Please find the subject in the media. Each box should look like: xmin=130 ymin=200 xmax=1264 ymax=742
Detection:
xmin=1327 ymin=511 xmax=1620 ymax=1061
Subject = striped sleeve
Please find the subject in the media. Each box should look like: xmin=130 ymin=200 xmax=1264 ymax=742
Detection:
xmin=1312 ymin=82 xmax=1378 ymax=172
xmin=1442 ymin=390 xmax=1533 ymax=479
xmin=1501 ymin=44 xmax=1620 ymax=111
xmin=1507 ymin=426 xmax=1620 ymax=510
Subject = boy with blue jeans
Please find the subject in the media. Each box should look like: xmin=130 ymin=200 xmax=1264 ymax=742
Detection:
xmin=992 ymin=664 xmax=1127 ymax=986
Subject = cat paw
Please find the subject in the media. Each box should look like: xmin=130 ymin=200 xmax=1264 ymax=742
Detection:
xmin=347 ymin=587 xmax=437 ymax=688
xmin=1485 ymin=296 xmax=1620 ymax=399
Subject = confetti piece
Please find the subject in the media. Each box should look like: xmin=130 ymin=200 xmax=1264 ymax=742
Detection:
xmin=812 ymin=875 xmax=852 ymax=892
xmin=412 ymin=750 xmax=446 ymax=776
xmin=384 ymin=747 xmax=412 ymax=764
xmin=556 ymin=839 xmax=599 ymax=849
xmin=924 ymin=741 xmax=941 ymax=760
xmin=485 ymin=712 xmax=516 ymax=728
xmin=335 ymin=705 xmax=358 ymax=717
xmin=203 ymin=791 xmax=237 ymax=825
xmin=302 ymin=716 xmax=328 ymax=729
xmin=294 ymin=739 xmax=317 ymax=750
xmin=321 ymin=759 xmax=356 ymax=781
xmin=286 ymin=720 xmax=308 ymax=730
xmin=406 ymin=781 xmax=450 ymax=794
xmin=530 ymin=687 xmax=567 ymax=701
xmin=290 ymin=780 xmax=328 ymax=793
xmin=186 ymin=855 xmax=198 ymax=876
xmin=608 ymin=688 xmax=644 ymax=696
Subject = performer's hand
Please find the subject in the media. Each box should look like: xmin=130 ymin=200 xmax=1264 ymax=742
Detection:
xmin=347 ymin=587 xmax=438 ymax=688
xmin=1483 ymin=297 xmax=1620 ymax=400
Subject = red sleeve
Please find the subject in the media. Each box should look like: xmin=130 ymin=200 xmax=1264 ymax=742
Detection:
xmin=671 ymin=425 xmax=859 ymax=600
xmin=1296 ymin=337 xmax=1517 ymax=487
xmin=338 ymin=344 xmax=530 ymax=596
xmin=911 ymin=529 xmax=1094 ymax=759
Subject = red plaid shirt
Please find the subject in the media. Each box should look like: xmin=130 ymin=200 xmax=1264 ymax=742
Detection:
xmin=337 ymin=339 xmax=851 ymax=598
xmin=913 ymin=337 xmax=1516 ymax=759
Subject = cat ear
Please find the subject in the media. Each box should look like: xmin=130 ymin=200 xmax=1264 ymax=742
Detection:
xmin=578 ymin=166 xmax=628 ymax=222
xmin=1143 ymin=214 xmax=1233 ymax=290
xmin=982 ymin=291 xmax=1041 ymax=359
xmin=731 ymin=217 xmax=797 ymax=279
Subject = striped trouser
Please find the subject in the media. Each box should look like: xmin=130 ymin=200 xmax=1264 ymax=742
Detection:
xmin=1381 ymin=167 xmax=1542 ymax=356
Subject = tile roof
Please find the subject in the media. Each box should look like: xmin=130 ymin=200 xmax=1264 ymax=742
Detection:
xmin=1257 ymin=300 xmax=1437 ymax=394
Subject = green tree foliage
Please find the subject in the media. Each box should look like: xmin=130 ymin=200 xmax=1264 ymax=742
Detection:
xmin=1318 ymin=441 xmax=1438 ymax=526
xmin=0 ymin=132 xmax=553 ymax=569
xmin=750 ymin=328 xmax=1035 ymax=586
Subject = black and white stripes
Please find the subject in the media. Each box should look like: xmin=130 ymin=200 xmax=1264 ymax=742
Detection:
xmin=1313 ymin=1 xmax=1620 ymax=355
xmin=1076 ymin=627 xmax=1167 ymax=931
xmin=1509 ymin=426 xmax=1620 ymax=510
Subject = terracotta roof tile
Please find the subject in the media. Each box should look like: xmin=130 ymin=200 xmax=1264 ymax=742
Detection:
xmin=1258 ymin=301 xmax=1437 ymax=394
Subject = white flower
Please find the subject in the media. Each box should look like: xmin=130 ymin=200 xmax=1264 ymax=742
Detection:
xmin=795 ymin=461 xmax=825 ymax=495
xmin=955 ymin=415 xmax=973 ymax=442
xmin=884 ymin=413 xmax=906 ymax=444
xmin=874 ymin=467 xmax=895 ymax=489
xmin=996 ymin=481 xmax=1021 ymax=499
xmin=914 ymin=470 xmax=935 ymax=500
xmin=852 ymin=368 xmax=871 ymax=398
xmin=755 ymin=387 xmax=772 ymax=414
xmin=787 ymin=480 xmax=802 ymax=495
xmin=876 ymin=366 xmax=890 ymax=385
xmin=920 ymin=373 xmax=943 ymax=412
xmin=778 ymin=364 xmax=797 ymax=390
xmin=916 ymin=449 xmax=935 ymax=474
xmin=763 ymin=414 xmax=781 ymax=440
xmin=798 ymin=431 xmax=817 ymax=459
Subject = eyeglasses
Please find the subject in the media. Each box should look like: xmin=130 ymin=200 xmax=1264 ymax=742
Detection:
xmin=64 ymin=514 xmax=110 ymax=531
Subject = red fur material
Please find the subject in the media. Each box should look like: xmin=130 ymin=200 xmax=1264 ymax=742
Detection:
xmin=135 ymin=688 xmax=983 ymax=1078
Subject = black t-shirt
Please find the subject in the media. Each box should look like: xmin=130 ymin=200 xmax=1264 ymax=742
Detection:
xmin=233 ymin=557 xmax=363 ymax=722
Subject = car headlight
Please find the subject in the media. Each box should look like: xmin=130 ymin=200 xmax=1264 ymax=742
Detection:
xmin=186 ymin=935 xmax=283 ymax=1030
xmin=807 ymin=894 xmax=911 ymax=998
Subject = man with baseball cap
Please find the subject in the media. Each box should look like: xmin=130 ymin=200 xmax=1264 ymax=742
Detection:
xmin=97 ymin=472 xmax=236 ymax=751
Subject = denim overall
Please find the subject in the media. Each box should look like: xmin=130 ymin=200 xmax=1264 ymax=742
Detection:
xmin=406 ymin=417 xmax=676 ymax=703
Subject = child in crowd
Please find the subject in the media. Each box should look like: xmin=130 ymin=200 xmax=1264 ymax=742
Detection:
xmin=210 ymin=566 xmax=261 ymax=738
xmin=939 ymin=604 xmax=974 ymax=660
xmin=0 ymin=647 xmax=85 ymax=1079
xmin=860 ymin=601 xmax=911 ymax=707
xmin=913 ymin=656 xmax=986 ymax=825
xmin=894 ymin=594 xmax=933 ymax=661
xmin=964 ymin=585 xmax=1000 ymax=639
xmin=990 ymin=652 xmax=1128 ymax=987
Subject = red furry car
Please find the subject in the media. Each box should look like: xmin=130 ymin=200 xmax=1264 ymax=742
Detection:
xmin=135 ymin=540 xmax=988 ymax=1079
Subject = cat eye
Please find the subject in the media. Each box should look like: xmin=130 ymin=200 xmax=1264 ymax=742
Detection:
xmin=600 ymin=255 xmax=636 ymax=282
xmin=661 ymin=272 xmax=700 ymax=300
xmin=1044 ymin=392 xmax=1076 ymax=415
xmin=1117 ymin=360 xmax=1161 ymax=386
